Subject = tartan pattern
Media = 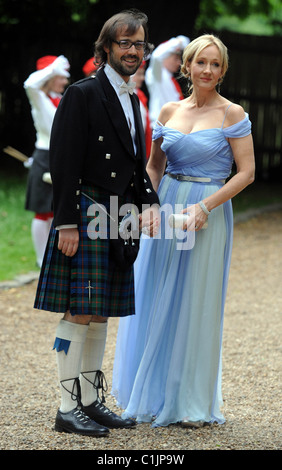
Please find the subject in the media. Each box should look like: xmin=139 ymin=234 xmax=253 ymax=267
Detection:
xmin=34 ymin=185 xmax=135 ymax=317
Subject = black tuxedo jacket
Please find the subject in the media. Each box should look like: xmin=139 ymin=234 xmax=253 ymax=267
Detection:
xmin=49 ymin=67 xmax=159 ymax=227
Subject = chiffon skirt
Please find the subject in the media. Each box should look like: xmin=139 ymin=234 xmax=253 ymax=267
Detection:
xmin=112 ymin=174 xmax=233 ymax=427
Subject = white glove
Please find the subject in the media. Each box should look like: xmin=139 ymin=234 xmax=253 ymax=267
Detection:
xmin=24 ymin=55 xmax=70 ymax=90
xmin=42 ymin=172 xmax=52 ymax=184
xmin=51 ymin=55 xmax=70 ymax=78
xmin=176 ymin=36 xmax=190 ymax=50
xmin=23 ymin=157 xmax=33 ymax=168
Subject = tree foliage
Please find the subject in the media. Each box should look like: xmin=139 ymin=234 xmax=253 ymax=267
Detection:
xmin=196 ymin=0 xmax=282 ymax=34
xmin=0 ymin=0 xmax=201 ymax=49
xmin=1 ymin=0 xmax=280 ymax=40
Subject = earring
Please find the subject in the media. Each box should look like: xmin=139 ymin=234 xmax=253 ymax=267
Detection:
xmin=187 ymin=74 xmax=192 ymax=94
xmin=217 ymin=77 xmax=223 ymax=94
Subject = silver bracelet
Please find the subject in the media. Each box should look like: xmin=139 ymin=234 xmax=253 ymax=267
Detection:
xmin=199 ymin=200 xmax=211 ymax=215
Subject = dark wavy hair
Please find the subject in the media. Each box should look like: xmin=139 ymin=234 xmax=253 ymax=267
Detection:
xmin=94 ymin=9 xmax=154 ymax=66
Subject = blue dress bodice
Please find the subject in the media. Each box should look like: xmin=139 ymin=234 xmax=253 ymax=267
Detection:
xmin=153 ymin=114 xmax=251 ymax=181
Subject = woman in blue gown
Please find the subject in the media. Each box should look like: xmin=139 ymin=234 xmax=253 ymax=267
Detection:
xmin=112 ymin=34 xmax=255 ymax=428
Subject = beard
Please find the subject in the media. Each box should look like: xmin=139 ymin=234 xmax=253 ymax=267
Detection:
xmin=108 ymin=49 xmax=143 ymax=77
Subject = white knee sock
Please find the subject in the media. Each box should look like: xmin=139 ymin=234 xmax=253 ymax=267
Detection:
xmin=80 ymin=322 xmax=108 ymax=407
xmin=31 ymin=218 xmax=51 ymax=267
xmin=55 ymin=320 xmax=89 ymax=413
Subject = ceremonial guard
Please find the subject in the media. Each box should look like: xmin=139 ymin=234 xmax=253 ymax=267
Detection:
xmin=24 ymin=55 xmax=70 ymax=267
xmin=145 ymin=35 xmax=190 ymax=124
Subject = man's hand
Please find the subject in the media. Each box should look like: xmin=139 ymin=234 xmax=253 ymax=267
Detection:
xmin=139 ymin=205 xmax=160 ymax=237
xmin=58 ymin=228 xmax=79 ymax=257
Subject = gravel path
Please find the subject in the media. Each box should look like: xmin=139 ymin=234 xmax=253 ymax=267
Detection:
xmin=0 ymin=210 xmax=281 ymax=451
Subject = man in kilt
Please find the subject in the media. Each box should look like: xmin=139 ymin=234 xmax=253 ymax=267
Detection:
xmin=34 ymin=9 xmax=160 ymax=437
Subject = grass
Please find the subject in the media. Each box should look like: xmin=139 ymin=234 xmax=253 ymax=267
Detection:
xmin=0 ymin=169 xmax=281 ymax=282
xmin=0 ymin=170 xmax=37 ymax=281
xmin=232 ymin=180 xmax=282 ymax=214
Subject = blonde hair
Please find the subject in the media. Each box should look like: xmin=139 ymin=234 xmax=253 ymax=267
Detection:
xmin=181 ymin=34 xmax=229 ymax=90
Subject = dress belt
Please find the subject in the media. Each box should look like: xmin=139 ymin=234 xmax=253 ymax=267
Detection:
xmin=167 ymin=172 xmax=225 ymax=184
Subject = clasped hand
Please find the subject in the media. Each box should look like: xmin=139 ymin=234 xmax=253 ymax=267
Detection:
xmin=58 ymin=205 xmax=160 ymax=257
xmin=139 ymin=205 xmax=160 ymax=237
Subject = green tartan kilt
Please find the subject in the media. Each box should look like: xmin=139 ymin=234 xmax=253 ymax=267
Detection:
xmin=34 ymin=185 xmax=135 ymax=317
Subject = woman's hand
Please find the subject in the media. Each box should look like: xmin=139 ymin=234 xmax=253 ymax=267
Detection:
xmin=58 ymin=228 xmax=79 ymax=256
xmin=181 ymin=204 xmax=208 ymax=231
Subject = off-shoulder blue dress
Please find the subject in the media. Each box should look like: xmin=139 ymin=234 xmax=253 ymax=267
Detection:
xmin=112 ymin=106 xmax=252 ymax=427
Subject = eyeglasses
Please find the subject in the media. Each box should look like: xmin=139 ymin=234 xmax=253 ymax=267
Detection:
xmin=112 ymin=40 xmax=146 ymax=51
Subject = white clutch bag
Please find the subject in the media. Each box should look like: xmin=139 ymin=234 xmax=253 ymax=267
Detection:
xmin=168 ymin=213 xmax=208 ymax=230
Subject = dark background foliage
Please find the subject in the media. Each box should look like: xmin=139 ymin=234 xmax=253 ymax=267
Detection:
xmin=0 ymin=0 xmax=281 ymax=180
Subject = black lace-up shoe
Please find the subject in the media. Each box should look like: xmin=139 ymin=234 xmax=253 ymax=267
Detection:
xmin=82 ymin=400 xmax=136 ymax=429
xmin=54 ymin=407 xmax=109 ymax=437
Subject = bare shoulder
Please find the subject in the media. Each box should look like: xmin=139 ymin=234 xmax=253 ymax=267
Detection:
xmin=158 ymin=101 xmax=180 ymax=125
xmin=225 ymin=101 xmax=246 ymax=126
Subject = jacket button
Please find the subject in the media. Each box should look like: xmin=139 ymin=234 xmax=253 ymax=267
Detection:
xmin=98 ymin=136 xmax=104 ymax=141
xmin=105 ymin=154 xmax=111 ymax=159
xmin=111 ymin=172 xmax=116 ymax=178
